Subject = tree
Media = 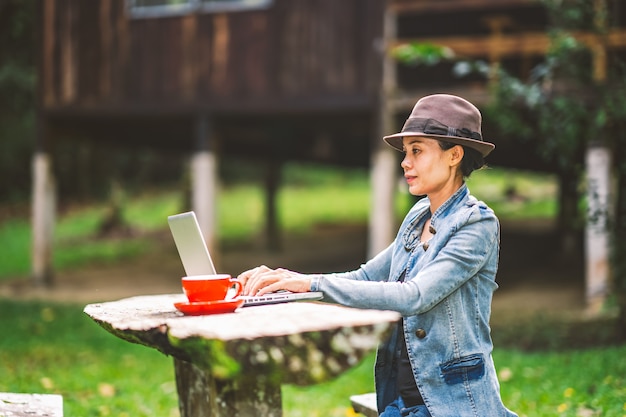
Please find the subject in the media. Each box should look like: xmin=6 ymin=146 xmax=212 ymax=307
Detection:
xmin=476 ymin=0 xmax=626 ymax=334
xmin=393 ymin=0 xmax=626 ymax=337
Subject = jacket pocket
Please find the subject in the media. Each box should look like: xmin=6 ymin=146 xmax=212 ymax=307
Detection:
xmin=440 ymin=353 xmax=485 ymax=385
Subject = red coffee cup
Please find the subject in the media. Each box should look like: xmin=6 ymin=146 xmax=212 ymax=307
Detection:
xmin=182 ymin=274 xmax=243 ymax=303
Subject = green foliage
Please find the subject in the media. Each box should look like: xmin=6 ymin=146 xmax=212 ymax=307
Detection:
xmin=479 ymin=56 xmax=590 ymax=171
xmin=451 ymin=1 xmax=615 ymax=170
xmin=543 ymin=0 xmax=598 ymax=31
xmin=391 ymin=42 xmax=455 ymax=66
xmin=461 ymin=0 xmax=626 ymax=329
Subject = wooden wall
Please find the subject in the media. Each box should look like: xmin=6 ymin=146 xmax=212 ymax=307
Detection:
xmin=39 ymin=0 xmax=385 ymax=114
xmin=38 ymin=0 xmax=626 ymax=167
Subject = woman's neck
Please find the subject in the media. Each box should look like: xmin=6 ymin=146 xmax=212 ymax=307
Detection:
xmin=427 ymin=177 xmax=464 ymax=214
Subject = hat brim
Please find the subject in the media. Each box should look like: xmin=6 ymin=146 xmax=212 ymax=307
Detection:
xmin=383 ymin=132 xmax=495 ymax=157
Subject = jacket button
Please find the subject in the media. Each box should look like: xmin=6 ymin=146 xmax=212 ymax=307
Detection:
xmin=415 ymin=329 xmax=426 ymax=339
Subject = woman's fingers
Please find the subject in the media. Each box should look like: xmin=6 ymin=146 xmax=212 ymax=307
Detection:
xmin=246 ymin=268 xmax=285 ymax=296
xmin=256 ymin=272 xmax=311 ymax=296
xmin=238 ymin=266 xmax=309 ymax=296
xmin=238 ymin=265 xmax=275 ymax=295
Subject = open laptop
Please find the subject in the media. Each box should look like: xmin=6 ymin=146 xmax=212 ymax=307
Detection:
xmin=167 ymin=211 xmax=323 ymax=306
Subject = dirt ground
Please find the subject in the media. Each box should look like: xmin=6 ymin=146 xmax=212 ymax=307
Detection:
xmin=0 ymin=220 xmax=587 ymax=320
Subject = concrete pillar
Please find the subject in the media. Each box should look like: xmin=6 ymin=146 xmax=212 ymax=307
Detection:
xmin=368 ymin=6 xmax=398 ymax=258
xmin=585 ymin=143 xmax=612 ymax=314
xmin=31 ymin=152 xmax=56 ymax=286
xmin=368 ymin=148 xmax=397 ymax=258
xmin=191 ymin=115 xmax=218 ymax=264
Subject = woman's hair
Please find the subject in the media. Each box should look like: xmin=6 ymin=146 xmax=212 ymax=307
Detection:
xmin=437 ymin=140 xmax=486 ymax=178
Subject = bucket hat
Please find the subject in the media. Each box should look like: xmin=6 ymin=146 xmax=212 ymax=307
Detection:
xmin=383 ymin=94 xmax=495 ymax=157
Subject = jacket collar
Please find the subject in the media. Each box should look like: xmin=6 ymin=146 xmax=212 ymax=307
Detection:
xmin=402 ymin=184 xmax=469 ymax=251
xmin=429 ymin=183 xmax=469 ymax=234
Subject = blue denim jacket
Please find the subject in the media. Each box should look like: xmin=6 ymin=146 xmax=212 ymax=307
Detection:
xmin=311 ymin=184 xmax=517 ymax=417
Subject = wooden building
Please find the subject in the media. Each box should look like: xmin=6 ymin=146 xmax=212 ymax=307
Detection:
xmin=34 ymin=0 xmax=626 ymax=310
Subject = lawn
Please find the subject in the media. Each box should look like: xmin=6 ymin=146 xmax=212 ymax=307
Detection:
xmin=0 ymin=165 xmax=556 ymax=280
xmin=1 ymin=299 xmax=624 ymax=417
xmin=2 ymin=164 xmax=623 ymax=416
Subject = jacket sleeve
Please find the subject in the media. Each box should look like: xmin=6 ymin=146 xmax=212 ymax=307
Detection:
xmin=311 ymin=210 xmax=499 ymax=316
xmin=310 ymin=241 xmax=393 ymax=297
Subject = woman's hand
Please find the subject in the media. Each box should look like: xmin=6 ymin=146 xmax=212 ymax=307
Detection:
xmin=237 ymin=265 xmax=311 ymax=296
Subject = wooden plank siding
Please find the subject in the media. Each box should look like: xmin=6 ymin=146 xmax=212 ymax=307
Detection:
xmin=40 ymin=0 xmax=385 ymax=115
xmin=38 ymin=0 xmax=626 ymax=166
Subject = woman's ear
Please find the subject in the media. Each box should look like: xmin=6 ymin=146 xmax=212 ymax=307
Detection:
xmin=449 ymin=145 xmax=464 ymax=166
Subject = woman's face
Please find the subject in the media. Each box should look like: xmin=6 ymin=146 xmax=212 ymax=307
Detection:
xmin=401 ymin=136 xmax=461 ymax=197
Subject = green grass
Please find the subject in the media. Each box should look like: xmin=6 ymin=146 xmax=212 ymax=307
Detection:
xmin=466 ymin=167 xmax=558 ymax=219
xmin=494 ymin=347 xmax=626 ymax=417
xmin=1 ymin=299 xmax=624 ymax=417
xmin=1 ymin=218 xmax=31 ymax=277
xmin=285 ymin=346 xmax=626 ymax=417
xmin=0 ymin=299 xmax=179 ymax=417
xmin=0 ymin=165 xmax=558 ymax=280
xmin=1 ymin=165 xmax=623 ymax=416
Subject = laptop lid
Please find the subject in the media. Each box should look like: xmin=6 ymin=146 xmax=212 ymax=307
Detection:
xmin=167 ymin=212 xmax=217 ymax=276
xmin=167 ymin=211 xmax=323 ymax=306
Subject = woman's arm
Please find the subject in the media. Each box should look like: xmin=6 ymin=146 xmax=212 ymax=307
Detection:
xmin=313 ymin=215 xmax=499 ymax=315
xmin=238 ymin=242 xmax=394 ymax=296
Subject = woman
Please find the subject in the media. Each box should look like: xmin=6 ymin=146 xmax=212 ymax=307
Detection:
xmin=238 ymin=94 xmax=518 ymax=417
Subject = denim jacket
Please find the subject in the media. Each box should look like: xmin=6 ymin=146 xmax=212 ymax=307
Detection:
xmin=310 ymin=184 xmax=517 ymax=417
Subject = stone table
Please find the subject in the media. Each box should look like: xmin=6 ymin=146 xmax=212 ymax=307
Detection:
xmin=84 ymin=294 xmax=400 ymax=417
xmin=0 ymin=392 xmax=63 ymax=417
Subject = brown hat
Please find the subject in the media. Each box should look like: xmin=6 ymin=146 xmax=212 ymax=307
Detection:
xmin=383 ymin=94 xmax=495 ymax=157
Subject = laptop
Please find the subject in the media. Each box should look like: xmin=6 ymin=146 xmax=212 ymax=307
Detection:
xmin=167 ymin=211 xmax=324 ymax=306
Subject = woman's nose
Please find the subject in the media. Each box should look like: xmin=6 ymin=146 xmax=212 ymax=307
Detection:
xmin=401 ymin=155 xmax=410 ymax=169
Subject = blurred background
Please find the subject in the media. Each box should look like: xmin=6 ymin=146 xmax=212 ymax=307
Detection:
xmin=1 ymin=1 xmax=626 ymax=416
